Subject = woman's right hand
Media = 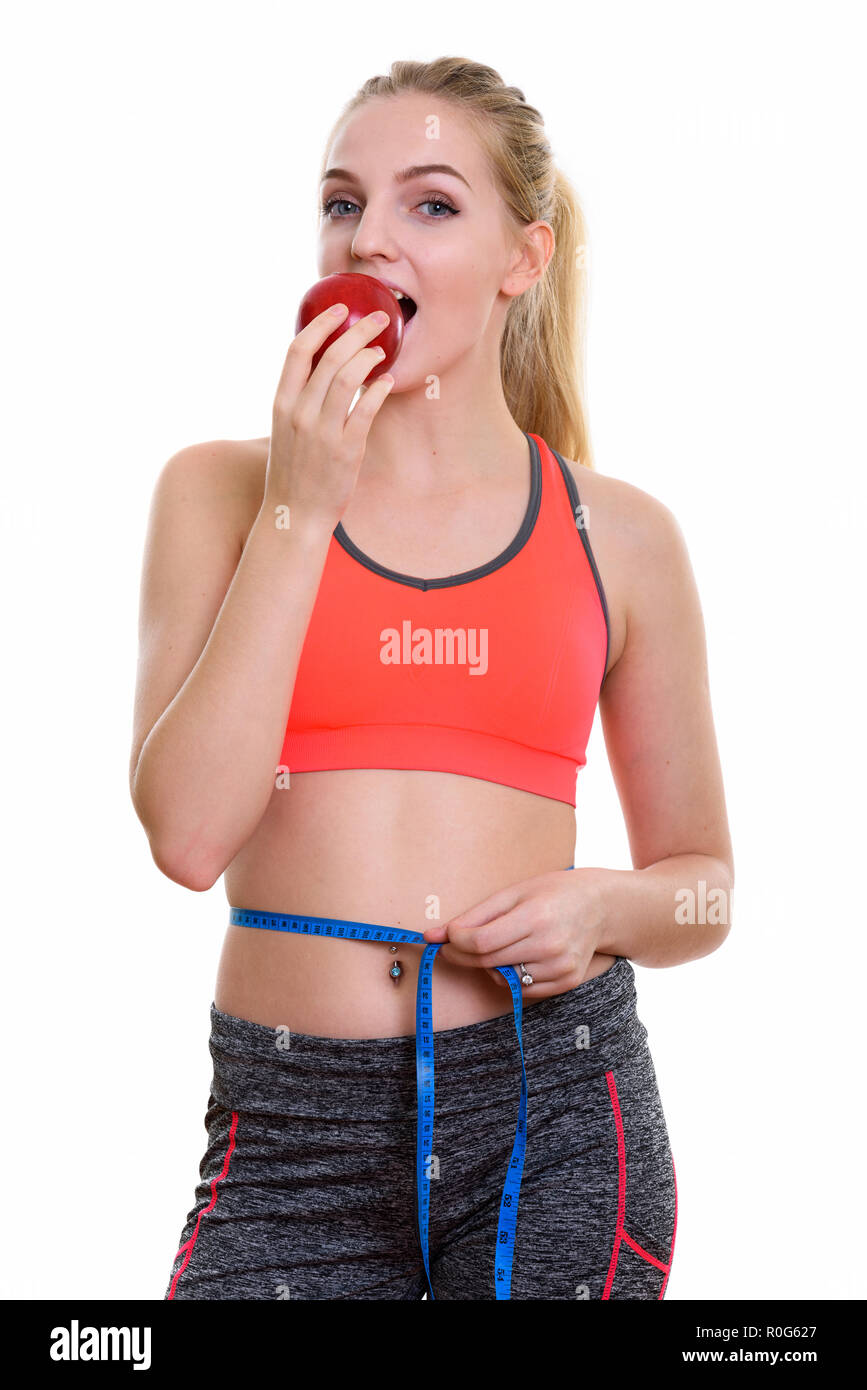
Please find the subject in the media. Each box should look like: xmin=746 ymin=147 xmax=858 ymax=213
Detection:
xmin=263 ymin=302 xmax=396 ymax=526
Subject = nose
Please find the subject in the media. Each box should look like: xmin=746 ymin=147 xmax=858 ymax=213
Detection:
xmin=349 ymin=200 xmax=399 ymax=265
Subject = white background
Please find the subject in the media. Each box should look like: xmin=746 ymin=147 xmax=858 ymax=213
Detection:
xmin=2 ymin=0 xmax=864 ymax=1301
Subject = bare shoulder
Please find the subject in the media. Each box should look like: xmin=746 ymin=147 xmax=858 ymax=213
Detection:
xmin=554 ymin=457 xmax=687 ymax=678
xmin=559 ymin=456 xmax=681 ymax=549
xmin=160 ymin=435 xmax=269 ymax=550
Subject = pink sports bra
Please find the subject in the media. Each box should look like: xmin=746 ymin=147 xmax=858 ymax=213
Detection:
xmin=279 ymin=431 xmax=610 ymax=807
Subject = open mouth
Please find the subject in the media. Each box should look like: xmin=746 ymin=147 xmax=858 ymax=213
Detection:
xmin=391 ymin=289 xmax=418 ymax=323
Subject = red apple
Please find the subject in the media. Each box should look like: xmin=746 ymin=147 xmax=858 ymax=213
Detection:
xmin=295 ymin=272 xmax=406 ymax=379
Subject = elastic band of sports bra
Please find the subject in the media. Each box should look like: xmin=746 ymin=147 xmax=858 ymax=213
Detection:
xmin=228 ymin=863 xmax=575 ymax=1301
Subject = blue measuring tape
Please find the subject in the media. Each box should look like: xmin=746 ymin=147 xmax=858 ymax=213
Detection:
xmin=229 ymin=864 xmax=574 ymax=1301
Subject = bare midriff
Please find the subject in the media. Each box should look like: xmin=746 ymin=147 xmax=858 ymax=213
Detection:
xmin=217 ymin=769 xmax=616 ymax=1038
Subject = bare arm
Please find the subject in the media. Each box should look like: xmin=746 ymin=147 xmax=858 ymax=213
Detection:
xmin=590 ymin=488 xmax=735 ymax=967
xmin=129 ymin=451 xmax=334 ymax=890
xmin=129 ymin=301 xmax=396 ymax=890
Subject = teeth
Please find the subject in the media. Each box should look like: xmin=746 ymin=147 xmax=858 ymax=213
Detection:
xmin=391 ymin=289 xmax=406 ymax=299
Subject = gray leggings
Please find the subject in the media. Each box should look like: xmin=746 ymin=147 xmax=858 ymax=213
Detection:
xmin=164 ymin=956 xmax=677 ymax=1300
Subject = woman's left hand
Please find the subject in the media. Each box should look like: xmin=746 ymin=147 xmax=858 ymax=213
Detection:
xmin=420 ymin=868 xmax=607 ymax=999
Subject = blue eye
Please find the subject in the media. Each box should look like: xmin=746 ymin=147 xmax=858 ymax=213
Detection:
xmin=419 ymin=199 xmax=458 ymax=218
xmin=320 ymin=194 xmax=459 ymax=220
xmin=321 ymin=197 xmax=359 ymax=218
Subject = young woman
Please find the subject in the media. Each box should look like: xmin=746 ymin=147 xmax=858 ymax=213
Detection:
xmin=131 ymin=57 xmax=733 ymax=1301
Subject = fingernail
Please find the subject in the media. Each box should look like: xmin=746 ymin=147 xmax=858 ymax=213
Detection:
xmin=330 ymin=302 xmax=348 ymax=315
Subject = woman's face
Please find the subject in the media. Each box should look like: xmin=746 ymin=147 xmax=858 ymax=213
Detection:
xmin=318 ymin=92 xmax=524 ymax=387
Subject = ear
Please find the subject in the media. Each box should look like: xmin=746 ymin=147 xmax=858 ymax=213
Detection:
xmin=501 ymin=219 xmax=554 ymax=300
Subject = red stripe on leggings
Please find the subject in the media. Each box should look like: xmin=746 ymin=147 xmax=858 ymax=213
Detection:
xmin=602 ymin=1070 xmax=626 ymax=1299
xmin=621 ymin=1229 xmax=670 ymax=1272
xmin=658 ymin=1154 xmax=678 ymax=1299
xmin=167 ymin=1110 xmax=239 ymax=1300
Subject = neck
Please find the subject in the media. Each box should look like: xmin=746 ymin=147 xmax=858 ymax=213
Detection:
xmin=361 ymin=376 xmax=527 ymax=497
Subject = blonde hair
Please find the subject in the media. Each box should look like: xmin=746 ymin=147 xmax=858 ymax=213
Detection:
xmin=318 ymin=57 xmax=595 ymax=468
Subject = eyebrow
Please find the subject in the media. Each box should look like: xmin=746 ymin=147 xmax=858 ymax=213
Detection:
xmin=320 ymin=163 xmax=473 ymax=191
